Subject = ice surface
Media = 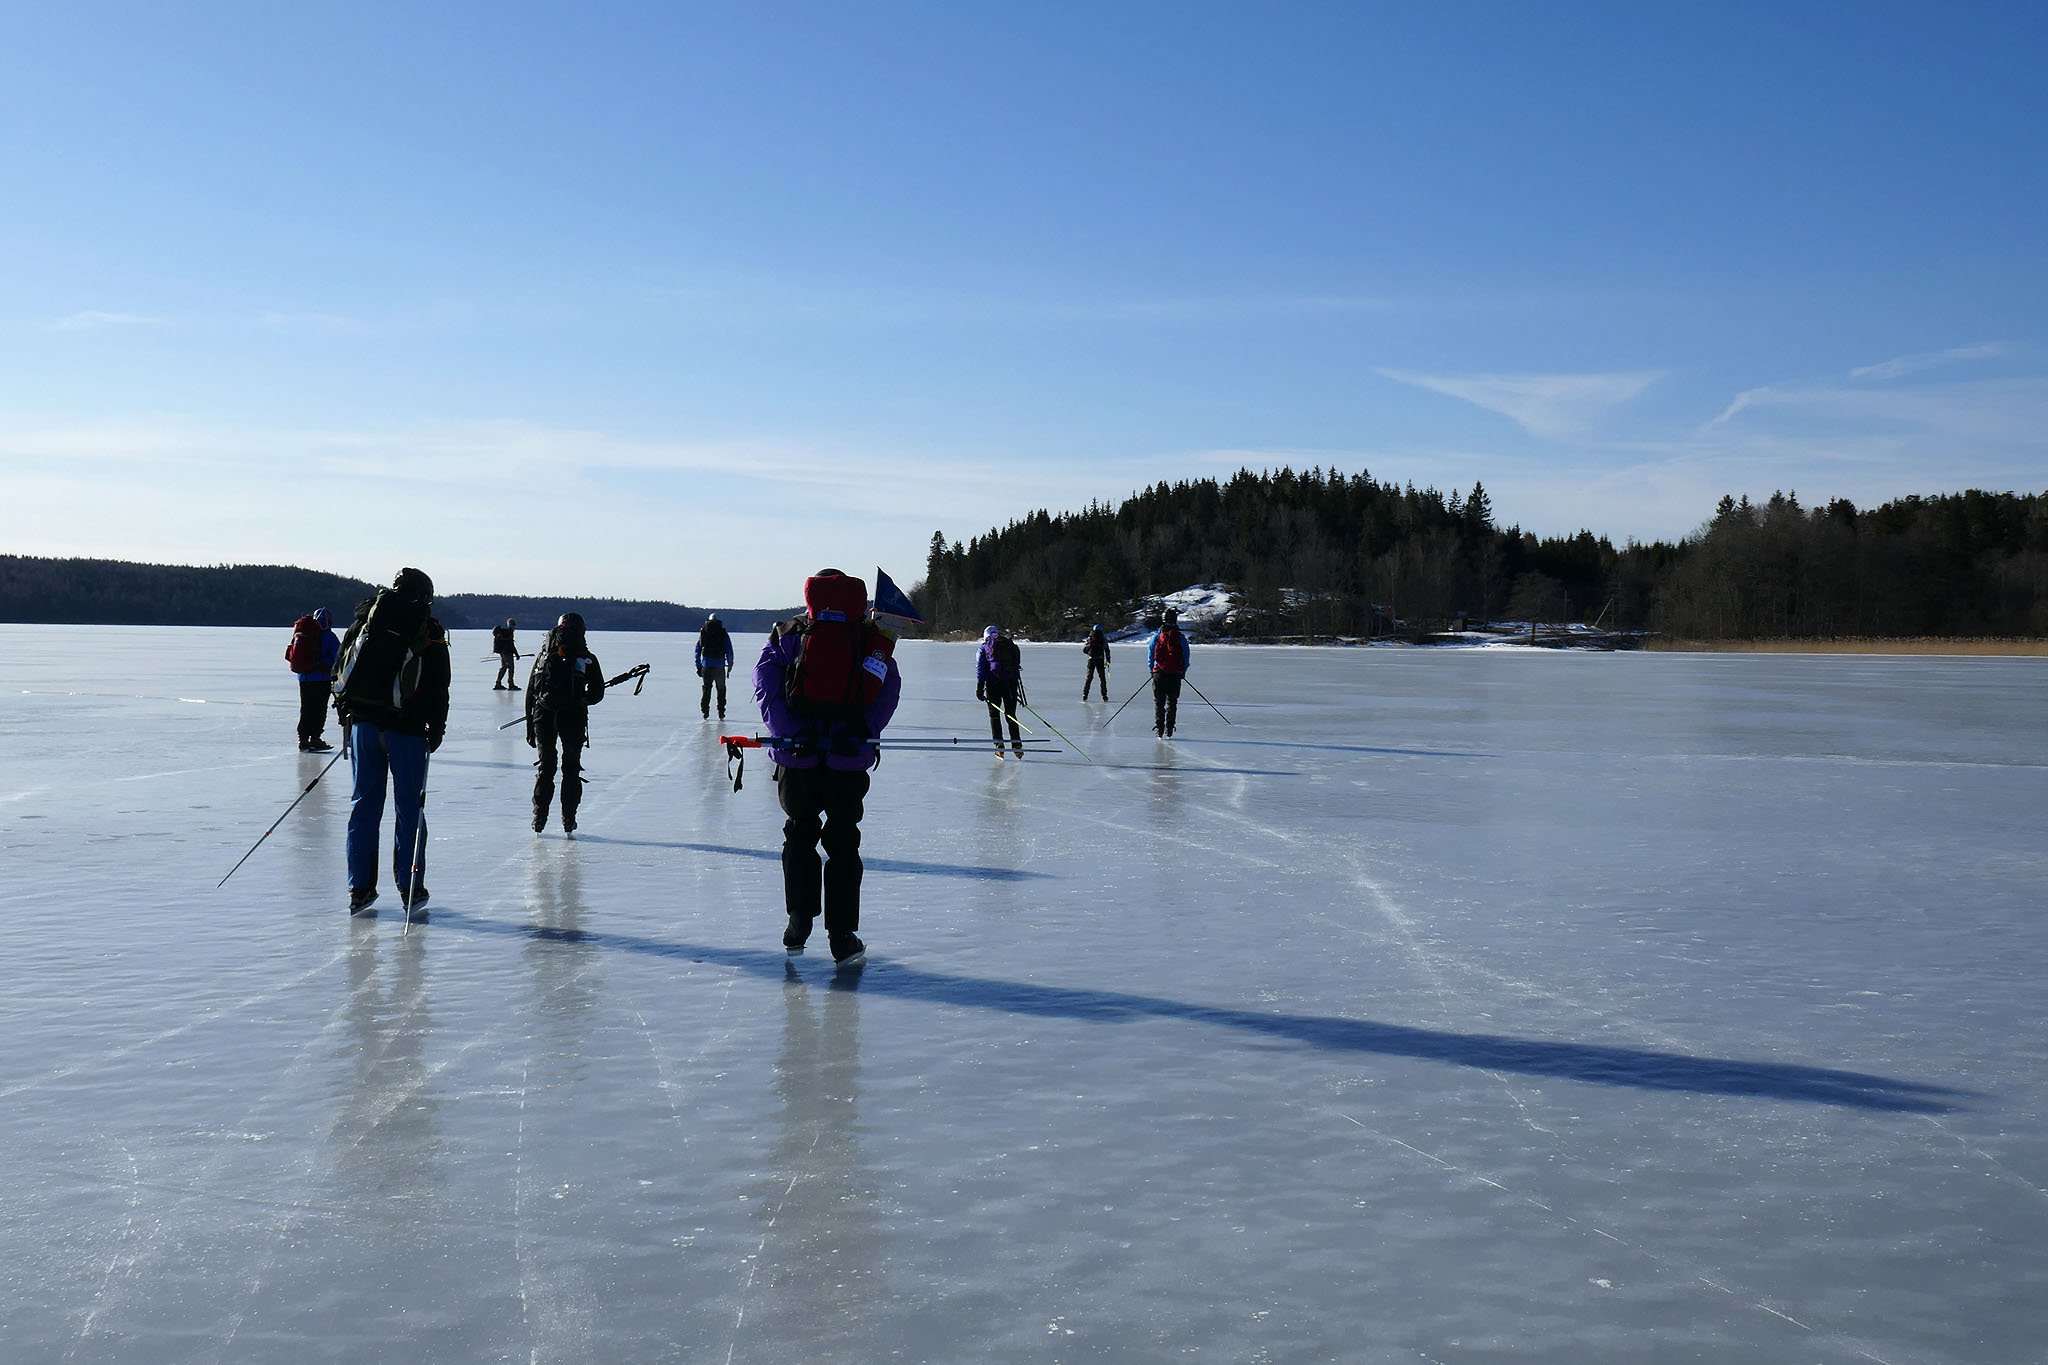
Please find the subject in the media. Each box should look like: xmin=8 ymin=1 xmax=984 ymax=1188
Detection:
xmin=3 ymin=625 xmax=2047 ymax=1363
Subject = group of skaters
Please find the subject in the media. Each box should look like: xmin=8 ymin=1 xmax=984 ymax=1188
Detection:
xmin=283 ymin=569 xmax=1191 ymax=964
xmin=979 ymin=606 xmax=1191 ymax=742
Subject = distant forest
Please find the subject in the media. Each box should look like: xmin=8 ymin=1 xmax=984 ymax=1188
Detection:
xmin=0 ymin=557 xmax=792 ymax=634
xmin=915 ymin=469 xmax=2048 ymax=640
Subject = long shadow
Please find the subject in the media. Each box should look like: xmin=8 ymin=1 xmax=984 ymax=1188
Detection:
xmin=1164 ymin=737 xmax=1494 ymax=759
xmin=569 ymin=836 xmax=1054 ymax=882
xmin=1045 ymin=760 xmax=1303 ymax=776
xmin=426 ymin=910 xmax=1967 ymax=1114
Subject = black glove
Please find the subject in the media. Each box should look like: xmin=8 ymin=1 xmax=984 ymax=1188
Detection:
xmin=976 ymin=684 xmax=987 ymax=702
xmin=426 ymin=726 xmax=444 ymax=754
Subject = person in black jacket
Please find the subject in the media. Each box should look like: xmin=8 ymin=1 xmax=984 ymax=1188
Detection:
xmin=695 ymin=614 xmax=734 ymax=719
xmin=1082 ymin=623 xmax=1110 ymax=700
xmin=527 ymin=612 xmax=606 ymax=834
xmin=334 ymin=568 xmax=450 ymax=919
xmin=492 ymin=617 xmax=520 ymax=690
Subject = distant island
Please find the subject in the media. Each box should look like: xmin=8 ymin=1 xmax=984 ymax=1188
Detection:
xmin=913 ymin=471 xmax=2048 ymax=643
xmin=0 ymin=556 xmax=794 ymax=634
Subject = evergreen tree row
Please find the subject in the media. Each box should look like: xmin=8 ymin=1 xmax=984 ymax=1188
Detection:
xmin=914 ymin=470 xmax=2048 ymax=640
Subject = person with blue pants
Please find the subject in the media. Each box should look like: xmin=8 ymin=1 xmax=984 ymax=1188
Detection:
xmin=333 ymin=568 xmax=450 ymax=919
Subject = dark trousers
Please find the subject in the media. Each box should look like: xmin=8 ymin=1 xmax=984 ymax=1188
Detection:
xmin=532 ymin=711 xmax=587 ymax=828
xmin=986 ymin=684 xmax=1023 ymax=750
xmin=298 ymin=680 xmax=329 ymax=741
xmin=1152 ymin=673 xmax=1183 ymax=734
xmin=1083 ymin=658 xmax=1108 ymax=699
xmin=495 ymin=651 xmax=517 ymax=687
xmin=776 ymin=765 xmax=870 ymax=941
xmin=699 ymin=667 xmax=728 ymax=717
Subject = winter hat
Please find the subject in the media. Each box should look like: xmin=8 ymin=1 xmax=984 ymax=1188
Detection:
xmin=392 ymin=567 xmax=434 ymax=601
xmin=313 ymin=607 xmax=331 ymax=626
xmin=983 ymin=625 xmax=999 ymax=640
xmin=1164 ymin=607 xmax=1180 ymax=622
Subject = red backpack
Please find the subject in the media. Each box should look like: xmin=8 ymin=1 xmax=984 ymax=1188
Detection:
xmin=286 ymin=615 xmax=323 ymax=672
xmin=786 ymin=573 xmax=893 ymax=719
xmin=1153 ymin=626 xmax=1186 ymax=674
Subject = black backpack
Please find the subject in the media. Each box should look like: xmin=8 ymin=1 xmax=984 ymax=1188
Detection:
xmin=528 ymin=631 xmax=601 ymax=713
xmin=333 ymin=589 xmax=432 ymax=721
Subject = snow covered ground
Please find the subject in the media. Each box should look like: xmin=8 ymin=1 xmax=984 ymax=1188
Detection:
xmin=3 ymin=625 xmax=2046 ymax=1363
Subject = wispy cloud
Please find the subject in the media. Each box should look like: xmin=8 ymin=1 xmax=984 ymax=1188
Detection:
xmin=49 ymin=310 xmax=165 ymax=333
xmin=1849 ymin=342 xmax=2011 ymax=383
xmin=1703 ymin=375 xmax=2048 ymax=445
xmin=1376 ymin=368 xmax=1663 ymax=440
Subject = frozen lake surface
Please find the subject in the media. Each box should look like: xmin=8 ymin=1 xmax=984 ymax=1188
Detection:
xmin=3 ymin=626 xmax=2045 ymax=1363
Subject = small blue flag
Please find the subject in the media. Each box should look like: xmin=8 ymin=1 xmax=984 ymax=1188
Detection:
xmin=873 ymin=567 xmax=924 ymax=623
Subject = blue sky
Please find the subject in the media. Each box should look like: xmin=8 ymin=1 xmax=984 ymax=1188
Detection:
xmin=3 ymin=2 xmax=2044 ymax=605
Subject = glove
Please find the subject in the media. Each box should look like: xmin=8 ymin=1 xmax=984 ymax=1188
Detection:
xmin=525 ymin=723 xmax=537 ymax=749
xmin=426 ymin=726 xmax=444 ymax=753
xmin=975 ymin=684 xmax=986 ymax=702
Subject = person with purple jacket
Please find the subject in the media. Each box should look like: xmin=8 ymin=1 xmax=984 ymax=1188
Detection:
xmin=975 ymin=624 xmax=1025 ymax=757
xmin=753 ymin=570 xmax=904 ymax=967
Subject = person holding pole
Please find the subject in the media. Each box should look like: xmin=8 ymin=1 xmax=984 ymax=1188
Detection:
xmin=527 ymin=612 xmax=606 ymax=834
xmin=1148 ymin=607 xmax=1190 ymax=737
xmin=754 ymin=569 xmax=903 ymax=966
xmin=332 ymin=568 xmax=449 ymax=919
xmin=1082 ymin=623 xmax=1110 ymax=701
xmin=975 ymin=625 xmax=1025 ymax=757
xmin=492 ymin=617 xmax=520 ymax=690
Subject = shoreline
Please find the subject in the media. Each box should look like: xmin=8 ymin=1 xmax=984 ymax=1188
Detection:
xmin=1646 ymin=637 xmax=2048 ymax=656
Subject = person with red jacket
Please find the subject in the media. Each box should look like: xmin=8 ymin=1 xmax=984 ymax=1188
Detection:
xmin=752 ymin=570 xmax=903 ymax=966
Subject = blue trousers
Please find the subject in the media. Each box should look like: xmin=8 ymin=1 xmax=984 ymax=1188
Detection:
xmin=347 ymin=723 xmax=430 ymax=893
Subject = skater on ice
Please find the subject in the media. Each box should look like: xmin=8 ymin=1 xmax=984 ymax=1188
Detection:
xmin=753 ymin=569 xmax=901 ymax=967
xmin=1149 ymin=607 xmax=1190 ymax=737
xmin=1082 ymin=622 xmax=1111 ymax=700
xmin=332 ymin=568 xmax=448 ymax=918
xmin=695 ymin=612 xmax=734 ymax=720
xmin=285 ymin=606 xmax=340 ymax=751
xmin=526 ymin=612 xmax=606 ymax=834
xmin=976 ymin=624 xmax=1026 ymax=757
xmin=491 ymin=617 xmax=520 ymax=690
